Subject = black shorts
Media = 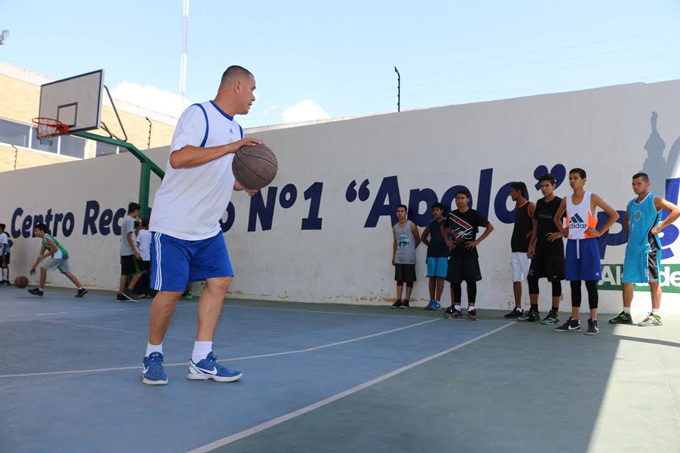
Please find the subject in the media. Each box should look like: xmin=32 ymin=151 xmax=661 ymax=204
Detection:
xmin=395 ymin=264 xmax=417 ymax=283
xmin=139 ymin=260 xmax=151 ymax=274
xmin=446 ymin=254 xmax=482 ymax=284
xmin=121 ymin=255 xmax=142 ymax=276
xmin=528 ymin=246 xmax=565 ymax=282
xmin=0 ymin=254 xmax=8 ymax=266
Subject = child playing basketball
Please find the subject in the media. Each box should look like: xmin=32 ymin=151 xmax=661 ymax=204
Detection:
xmin=27 ymin=223 xmax=87 ymax=298
xmin=553 ymin=168 xmax=619 ymax=335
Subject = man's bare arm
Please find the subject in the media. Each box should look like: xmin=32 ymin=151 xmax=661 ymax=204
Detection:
xmin=652 ymin=197 xmax=680 ymax=234
xmin=587 ymin=194 xmax=619 ymax=237
xmin=169 ymin=138 xmax=263 ymax=169
xmin=421 ymin=226 xmax=431 ymax=246
xmin=553 ymin=198 xmax=568 ymax=237
xmin=411 ymin=222 xmax=420 ymax=248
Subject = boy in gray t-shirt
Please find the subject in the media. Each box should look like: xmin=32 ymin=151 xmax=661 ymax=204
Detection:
xmin=118 ymin=202 xmax=143 ymax=302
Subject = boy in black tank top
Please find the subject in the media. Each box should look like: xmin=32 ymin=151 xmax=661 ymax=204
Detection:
xmin=527 ymin=174 xmax=565 ymax=324
xmin=505 ymin=182 xmax=535 ymax=320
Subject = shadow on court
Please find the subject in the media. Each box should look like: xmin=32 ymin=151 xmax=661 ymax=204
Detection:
xmin=0 ymin=287 xmax=679 ymax=453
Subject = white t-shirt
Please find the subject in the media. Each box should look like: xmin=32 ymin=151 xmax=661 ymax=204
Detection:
xmin=137 ymin=229 xmax=152 ymax=261
xmin=150 ymin=101 xmax=243 ymax=241
xmin=0 ymin=232 xmax=7 ymax=255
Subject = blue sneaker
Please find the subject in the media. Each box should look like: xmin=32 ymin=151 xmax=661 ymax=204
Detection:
xmin=424 ymin=300 xmax=435 ymax=311
xmin=142 ymin=352 xmax=168 ymax=385
xmin=188 ymin=351 xmax=242 ymax=382
xmin=432 ymin=301 xmax=442 ymax=310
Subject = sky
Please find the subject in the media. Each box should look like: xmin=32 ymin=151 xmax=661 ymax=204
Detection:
xmin=1 ymin=0 xmax=680 ymax=129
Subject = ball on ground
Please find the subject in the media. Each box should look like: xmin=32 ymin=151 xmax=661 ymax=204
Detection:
xmin=232 ymin=144 xmax=278 ymax=190
xmin=14 ymin=276 xmax=28 ymax=288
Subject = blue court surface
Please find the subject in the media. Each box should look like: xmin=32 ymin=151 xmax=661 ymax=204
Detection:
xmin=2 ymin=287 xmax=680 ymax=453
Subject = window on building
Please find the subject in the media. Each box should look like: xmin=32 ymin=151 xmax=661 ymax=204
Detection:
xmin=30 ymin=127 xmax=59 ymax=154
xmin=60 ymin=135 xmax=87 ymax=159
xmin=95 ymin=142 xmax=118 ymax=156
xmin=0 ymin=118 xmax=31 ymax=147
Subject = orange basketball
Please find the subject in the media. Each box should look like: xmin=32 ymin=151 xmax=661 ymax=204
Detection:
xmin=232 ymin=144 xmax=278 ymax=190
xmin=14 ymin=276 xmax=28 ymax=288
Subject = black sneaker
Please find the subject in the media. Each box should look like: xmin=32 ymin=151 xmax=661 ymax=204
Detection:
xmin=541 ymin=309 xmax=560 ymax=325
xmin=116 ymin=293 xmax=129 ymax=302
xmin=28 ymin=287 xmax=44 ymax=296
xmin=75 ymin=287 xmax=88 ymax=298
xmin=445 ymin=306 xmax=455 ymax=315
xmin=453 ymin=307 xmax=463 ymax=318
xmin=122 ymin=288 xmax=138 ymax=302
xmin=554 ymin=317 xmax=581 ymax=332
xmin=504 ymin=308 xmax=523 ymax=319
xmin=518 ymin=310 xmax=540 ymax=322
xmin=585 ymin=318 xmax=599 ymax=336
xmin=608 ymin=311 xmax=632 ymax=325
xmin=467 ymin=309 xmax=478 ymax=321
xmin=391 ymin=300 xmax=403 ymax=309
xmin=401 ymin=300 xmax=410 ymax=309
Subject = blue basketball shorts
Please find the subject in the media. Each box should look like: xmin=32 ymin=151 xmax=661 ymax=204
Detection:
xmin=150 ymin=231 xmax=234 ymax=292
xmin=426 ymin=257 xmax=448 ymax=278
xmin=622 ymin=249 xmax=660 ymax=284
xmin=565 ymin=238 xmax=602 ymax=281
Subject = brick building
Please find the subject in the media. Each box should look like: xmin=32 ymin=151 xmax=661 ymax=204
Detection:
xmin=0 ymin=61 xmax=177 ymax=172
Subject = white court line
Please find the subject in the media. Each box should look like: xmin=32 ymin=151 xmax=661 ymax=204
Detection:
xmin=0 ymin=301 xmax=453 ymax=321
xmin=188 ymin=322 xmax=516 ymax=453
xmin=0 ymin=318 xmax=442 ymax=379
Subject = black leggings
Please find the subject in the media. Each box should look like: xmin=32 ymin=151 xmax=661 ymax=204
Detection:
xmin=527 ymin=277 xmax=562 ymax=297
xmin=570 ymin=280 xmax=598 ymax=309
xmin=451 ymin=281 xmax=477 ymax=304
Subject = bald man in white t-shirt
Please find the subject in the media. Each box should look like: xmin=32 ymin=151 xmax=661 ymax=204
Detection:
xmin=142 ymin=66 xmax=262 ymax=385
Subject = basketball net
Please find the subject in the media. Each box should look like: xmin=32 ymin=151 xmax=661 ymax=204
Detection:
xmin=32 ymin=117 xmax=69 ymax=147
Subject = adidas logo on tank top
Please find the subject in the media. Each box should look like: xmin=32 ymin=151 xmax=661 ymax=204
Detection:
xmin=566 ymin=192 xmax=598 ymax=240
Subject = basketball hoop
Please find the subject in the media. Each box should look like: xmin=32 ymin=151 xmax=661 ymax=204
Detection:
xmin=32 ymin=117 xmax=69 ymax=146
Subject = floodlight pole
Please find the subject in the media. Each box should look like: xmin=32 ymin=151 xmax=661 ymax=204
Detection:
xmin=394 ymin=67 xmax=401 ymax=112
xmin=74 ymin=132 xmax=165 ymax=220
xmin=180 ymin=0 xmax=190 ymax=110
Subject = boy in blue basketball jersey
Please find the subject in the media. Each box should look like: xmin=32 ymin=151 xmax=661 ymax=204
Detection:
xmin=610 ymin=173 xmax=680 ymax=327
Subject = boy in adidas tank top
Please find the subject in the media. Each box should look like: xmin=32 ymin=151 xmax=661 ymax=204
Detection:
xmin=609 ymin=173 xmax=680 ymax=327
xmin=553 ymin=168 xmax=619 ymax=335
xmin=142 ymin=66 xmax=262 ymax=385
xmin=27 ymin=223 xmax=88 ymax=298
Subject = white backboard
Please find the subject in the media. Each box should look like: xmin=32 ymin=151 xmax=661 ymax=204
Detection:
xmin=38 ymin=69 xmax=104 ymax=134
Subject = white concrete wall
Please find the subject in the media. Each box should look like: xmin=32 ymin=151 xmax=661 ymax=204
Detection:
xmin=4 ymin=79 xmax=680 ymax=314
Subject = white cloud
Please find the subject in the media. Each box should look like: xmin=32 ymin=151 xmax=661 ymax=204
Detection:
xmin=111 ymin=81 xmax=190 ymax=118
xmin=282 ymin=100 xmax=330 ymax=123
